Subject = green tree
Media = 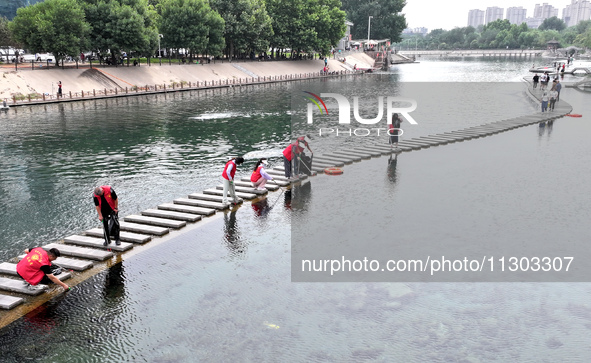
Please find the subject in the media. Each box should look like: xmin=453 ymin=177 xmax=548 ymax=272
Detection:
xmin=483 ymin=19 xmax=511 ymax=32
xmin=159 ymin=0 xmax=224 ymax=57
xmin=9 ymin=0 xmax=89 ymax=66
xmin=574 ymin=28 xmax=591 ymax=49
xmin=81 ymin=0 xmax=158 ymax=62
xmin=539 ymin=16 xmax=566 ymax=31
xmin=211 ymin=0 xmax=273 ymax=59
xmin=0 ymin=15 xmax=19 ymax=62
xmin=341 ymin=0 xmax=406 ymax=42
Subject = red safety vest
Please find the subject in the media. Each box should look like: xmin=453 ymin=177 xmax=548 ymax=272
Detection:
xmin=283 ymin=142 xmax=304 ymax=161
xmin=222 ymin=160 xmax=236 ymax=180
xmin=251 ymin=165 xmax=263 ymax=182
xmin=16 ymin=247 xmax=50 ymax=285
xmin=94 ymin=185 xmax=117 ymax=211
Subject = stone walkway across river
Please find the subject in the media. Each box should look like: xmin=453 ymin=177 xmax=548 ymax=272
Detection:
xmin=0 ymin=80 xmax=573 ymax=327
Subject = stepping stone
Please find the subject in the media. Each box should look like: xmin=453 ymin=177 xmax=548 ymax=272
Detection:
xmin=142 ymin=209 xmax=202 ymax=222
xmin=418 ymin=137 xmax=452 ymax=144
xmin=215 ymin=184 xmax=268 ymax=195
xmin=119 ymin=221 xmax=169 ymax=236
xmin=0 ymin=277 xmax=47 ymax=295
xmin=0 ymin=262 xmax=72 ymax=281
xmin=15 ymin=255 xmax=94 ymax=271
xmin=175 ymin=197 xmax=229 ymax=210
xmin=324 ymin=153 xmax=362 ymax=162
xmin=188 ymin=193 xmax=243 ymax=204
xmin=443 ymin=132 xmax=479 ymax=139
xmin=159 ymin=203 xmax=216 ymax=216
xmin=0 ymin=294 xmax=23 ymax=310
xmin=202 ymin=188 xmax=257 ymax=200
xmin=124 ymin=215 xmax=186 ymax=229
xmin=382 ymin=142 xmax=418 ymax=150
xmin=350 ymin=148 xmax=382 ymax=157
xmin=407 ymin=138 xmax=442 ymax=146
xmin=356 ymin=146 xmax=392 ymax=155
xmin=44 ymin=243 xmax=114 ymax=261
xmin=399 ymin=140 xmax=431 ymax=148
xmin=312 ymin=160 xmax=340 ymax=168
xmin=85 ymin=228 xmax=151 ymax=244
xmin=331 ymin=150 xmax=372 ymax=159
xmin=312 ymin=156 xmax=350 ymax=165
xmin=237 ymin=179 xmax=280 ymax=191
xmin=426 ymin=135 xmax=462 ymax=142
xmin=64 ymin=235 xmax=133 ymax=252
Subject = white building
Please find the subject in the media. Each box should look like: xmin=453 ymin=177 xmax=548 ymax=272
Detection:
xmin=506 ymin=7 xmax=527 ymax=24
xmin=485 ymin=7 xmax=504 ymax=24
xmin=468 ymin=9 xmax=485 ymax=27
xmin=534 ymin=3 xmax=559 ymax=19
xmin=563 ymin=0 xmax=591 ymax=27
xmin=525 ymin=17 xmax=545 ymax=28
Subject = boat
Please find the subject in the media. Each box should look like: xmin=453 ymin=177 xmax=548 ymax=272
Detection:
xmin=0 ymin=105 xmax=9 ymax=111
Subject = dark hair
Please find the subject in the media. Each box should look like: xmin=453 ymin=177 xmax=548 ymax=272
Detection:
xmin=235 ymin=157 xmax=244 ymax=165
xmin=48 ymin=248 xmax=61 ymax=258
xmin=253 ymin=158 xmax=266 ymax=171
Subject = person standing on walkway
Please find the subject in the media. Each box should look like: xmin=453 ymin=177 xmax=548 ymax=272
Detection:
xmin=222 ymin=157 xmax=244 ymax=205
xmin=389 ymin=113 xmax=403 ymax=149
xmin=549 ymin=88 xmax=558 ymax=111
xmin=532 ymin=74 xmax=539 ymax=88
xmin=58 ymin=81 xmax=62 ymax=98
xmin=250 ymin=158 xmax=273 ymax=190
xmin=16 ymin=247 xmax=69 ymax=290
xmin=541 ymin=92 xmax=549 ymax=112
xmin=94 ymin=185 xmax=121 ymax=246
xmin=555 ymin=80 xmax=562 ymax=101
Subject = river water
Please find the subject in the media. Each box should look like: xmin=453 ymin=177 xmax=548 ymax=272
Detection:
xmin=0 ymin=56 xmax=590 ymax=361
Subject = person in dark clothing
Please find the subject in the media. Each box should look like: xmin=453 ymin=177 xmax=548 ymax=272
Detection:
xmin=93 ymin=185 xmax=120 ymax=246
xmin=532 ymin=74 xmax=539 ymax=88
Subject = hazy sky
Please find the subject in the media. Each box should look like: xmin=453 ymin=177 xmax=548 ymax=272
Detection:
xmin=403 ymin=0 xmax=573 ymax=30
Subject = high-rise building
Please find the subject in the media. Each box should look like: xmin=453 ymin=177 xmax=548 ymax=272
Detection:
xmin=563 ymin=0 xmax=591 ymax=27
xmin=534 ymin=3 xmax=559 ymax=19
xmin=485 ymin=7 xmax=504 ymax=24
xmin=506 ymin=7 xmax=527 ymax=24
xmin=525 ymin=17 xmax=545 ymax=28
xmin=468 ymin=9 xmax=485 ymax=27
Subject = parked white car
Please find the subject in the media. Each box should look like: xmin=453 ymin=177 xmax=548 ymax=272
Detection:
xmin=21 ymin=53 xmax=54 ymax=62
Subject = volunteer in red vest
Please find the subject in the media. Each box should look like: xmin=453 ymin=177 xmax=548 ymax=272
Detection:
xmin=222 ymin=157 xmax=244 ymax=205
xmin=282 ymin=136 xmax=312 ymax=179
xmin=94 ymin=185 xmax=120 ymax=246
xmin=250 ymin=158 xmax=273 ymax=190
xmin=16 ymin=247 xmax=69 ymax=290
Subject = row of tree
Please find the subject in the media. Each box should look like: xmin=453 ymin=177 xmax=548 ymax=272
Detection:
xmin=0 ymin=0 xmax=353 ymax=66
xmin=396 ymin=18 xmax=591 ymax=51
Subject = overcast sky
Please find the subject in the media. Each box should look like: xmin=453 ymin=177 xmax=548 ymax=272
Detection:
xmin=403 ymin=0 xmax=573 ymax=30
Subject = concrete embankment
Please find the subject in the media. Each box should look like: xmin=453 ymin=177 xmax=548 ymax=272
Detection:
xmin=0 ymin=53 xmax=376 ymax=101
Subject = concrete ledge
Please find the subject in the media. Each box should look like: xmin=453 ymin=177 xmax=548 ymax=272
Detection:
xmin=175 ymin=197 xmax=229 ymax=210
xmin=158 ymin=203 xmax=216 ymax=216
xmin=0 ymin=294 xmax=23 ymax=310
xmin=64 ymin=235 xmax=133 ymax=252
xmin=141 ymin=209 xmax=202 ymax=222
xmin=44 ymin=243 xmax=114 ymax=261
xmin=201 ymin=189 xmax=256 ymax=200
xmin=119 ymin=221 xmax=169 ymax=236
xmin=85 ymin=228 xmax=151 ymax=244
xmin=0 ymin=277 xmax=47 ymax=296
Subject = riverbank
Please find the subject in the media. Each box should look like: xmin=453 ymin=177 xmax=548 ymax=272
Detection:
xmin=0 ymin=53 xmax=376 ymax=102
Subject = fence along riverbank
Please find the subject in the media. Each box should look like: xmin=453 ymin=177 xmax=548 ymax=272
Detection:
xmin=0 ymin=78 xmax=573 ymax=329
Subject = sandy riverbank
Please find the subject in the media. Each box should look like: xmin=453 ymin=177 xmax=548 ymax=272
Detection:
xmin=0 ymin=53 xmax=375 ymax=100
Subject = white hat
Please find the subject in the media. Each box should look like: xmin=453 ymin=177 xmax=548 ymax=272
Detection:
xmin=261 ymin=159 xmax=268 ymax=165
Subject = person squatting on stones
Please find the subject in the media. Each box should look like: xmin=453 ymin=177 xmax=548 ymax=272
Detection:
xmin=16 ymin=247 xmax=69 ymax=290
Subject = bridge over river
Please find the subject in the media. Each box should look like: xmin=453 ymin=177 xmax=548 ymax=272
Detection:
xmin=399 ymin=49 xmax=543 ymax=58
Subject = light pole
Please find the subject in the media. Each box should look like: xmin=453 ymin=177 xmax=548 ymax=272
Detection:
xmin=367 ymin=16 xmax=373 ymax=44
xmin=158 ymin=34 xmax=163 ymax=58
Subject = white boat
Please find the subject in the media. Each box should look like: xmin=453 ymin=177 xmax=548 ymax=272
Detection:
xmin=0 ymin=105 xmax=9 ymax=111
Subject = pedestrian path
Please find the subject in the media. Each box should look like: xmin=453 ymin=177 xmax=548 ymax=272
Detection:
xmin=0 ymin=81 xmax=573 ymax=322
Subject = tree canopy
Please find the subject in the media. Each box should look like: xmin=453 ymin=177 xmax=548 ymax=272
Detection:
xmin=341 ymin=0 xmax=406 ymax=42
xmin=539 ymin=16 xmax=566 ymax=32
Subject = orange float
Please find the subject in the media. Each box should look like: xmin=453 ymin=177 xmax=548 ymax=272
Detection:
xmin=566 ymin=114 xmax=583 ymax=117
xmin=324 ymin=167 xmax=343 ymax=175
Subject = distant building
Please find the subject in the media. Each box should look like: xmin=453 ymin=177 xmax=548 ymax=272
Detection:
xmin=485 ymin=7 xmax=504 ymax=24
xmin=563 ymin=0 xmax=591 ymax=27
xmin=468 ymin=9 xmax=485 ymax=27
xmin=506 ymin=7 xmax=527 ymax=24
xmin=534 ymin=3 xmax=559 ymax=19
xmin=402 ymin=27 xmax=429 ymax=36
xmin=338 ymin=20 xmax=354 ymax=50
xmin=525 ymin=17 xmax=545 ymax=28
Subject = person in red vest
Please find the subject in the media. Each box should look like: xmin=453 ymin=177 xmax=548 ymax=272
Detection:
xmin=94 ymin=185 xmax=120 ymax=246
xmin=222 ymin=157 xmax=244 ymax=205
xmin=16 ymin=247 xmax=69 ymax=290
xmin=250 ymin=158 xmax=273 ymax=190
xmin=282 ymin=136 xmax=312 ymax=179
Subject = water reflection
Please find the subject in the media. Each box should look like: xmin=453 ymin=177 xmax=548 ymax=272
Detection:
xmin=102 ymin=257 xmax=126 ymax=301
xmin=538 ymin=121 xmax=546 ymax=138
xmin=387 ymin=153 xmax=399 ymax=184
xmin=223 ymin=210 xmax=244 ymax=256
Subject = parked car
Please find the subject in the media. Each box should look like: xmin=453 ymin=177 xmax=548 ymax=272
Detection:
xmin=22 ymin=53 xmax=54 ymax=62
